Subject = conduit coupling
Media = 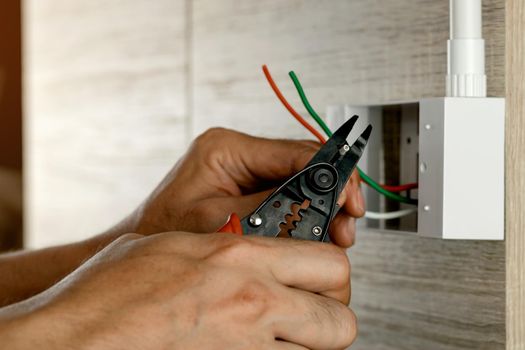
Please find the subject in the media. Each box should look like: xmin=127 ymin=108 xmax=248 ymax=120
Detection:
xmin=447 ymin=0 xmax=486 ymax=97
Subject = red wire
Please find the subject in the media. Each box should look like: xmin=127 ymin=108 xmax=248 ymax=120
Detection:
xmin=381 ymin=183 xmax=419 ymax=192
xmin=262 ymin=65 xmax=327 ymax=144
xmin=262 ymin=64 xmax=418 ymax=193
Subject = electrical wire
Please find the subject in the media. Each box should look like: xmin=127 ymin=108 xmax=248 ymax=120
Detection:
xmin=262 ymin=65 xmax=326 ymax=144
xmin=261 ymin=64 xmax=418 ymax=218
xmin=381 ymin=183 xmax=419 ymax=192
xmin=287 ymin=69 xmax=418 ymax=205
xmin=289 ymin=71 xmax=333 ymax=137
xmin=289 ymin=71 xmax=418 ymax=194
xmin=364 ymin=208 xmax=417 ymax=220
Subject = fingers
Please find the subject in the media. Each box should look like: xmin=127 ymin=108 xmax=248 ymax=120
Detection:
xmin=338 ymin=170 xmax=365 ymax=218
xmin=210 ymin=189 xmax=275 ymax=220
xmin=150 ymin=233 xmax=350 ymax=305
xmin=132 ymin=231 xmax=355 ymax=348
xmin=241 ymin=236 xmax=351 ymax=303
xmin=330 ymin=169 xmax=362 ymax=248
xmin=273 ymin=286 xmax=357 ymax=350
xmin=235 ymin=135 xmax=320 ymax=185
xmin=187 ymin=189 xmax=275 ymax=232
xmin=185 ymin=232 xmax=350 ymax=303
xmin=329 ymin=213 xmax=356 ymax=248
xmin=201 ymin=129 xmax=320 ymax=188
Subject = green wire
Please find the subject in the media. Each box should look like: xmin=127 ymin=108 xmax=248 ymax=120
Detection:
xmin=289 ymin=71 xmax=334 ymax=137
xmin=288 ymin=70 xmax=417 ymax=206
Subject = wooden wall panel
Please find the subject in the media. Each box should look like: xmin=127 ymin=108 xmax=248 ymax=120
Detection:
xmin=191 ymin=0 xmax=504 ymax=137
xmin=191 ymin=1 xmax=506 ymax=349
xmin=24 ymin=0 xmax=188 ymax=247
xmin=506 ymin=1 xmax=525 ymax=348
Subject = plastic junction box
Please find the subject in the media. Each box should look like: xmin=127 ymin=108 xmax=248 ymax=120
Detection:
xmin=327 ymin=97 xmax=505 ymax=240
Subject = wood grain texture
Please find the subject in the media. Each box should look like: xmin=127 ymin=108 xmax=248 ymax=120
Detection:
xmin=506 ymin=1 xmax=525 ymax=348
xmin=24 ymin=0 xmax=188 ymax=247
xmin=191 ymin=1 xmax=506 ymax=348
xmin=191 ymin=0 xmax=504 ymax=137
xmin=350 ymin=231 xmax=504 ymax=350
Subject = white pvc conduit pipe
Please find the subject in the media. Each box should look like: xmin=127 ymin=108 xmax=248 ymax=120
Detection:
xmin=446 ymin=0 xmax=486 ymax=97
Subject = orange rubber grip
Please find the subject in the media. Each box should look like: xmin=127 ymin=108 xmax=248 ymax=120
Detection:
xmin=216 ymin=213 xmax=244 ymax=235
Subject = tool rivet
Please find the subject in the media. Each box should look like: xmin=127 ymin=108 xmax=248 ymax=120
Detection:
xmin=312 ymin=226 xmax=323 ymax=236
xmin=425 ymin=124 xmax=432 ymax=130
xmin=424 ymin=205 xmax=431 ymax=212
xmin=340 ymin=144 xmax=350 ymax=155
xmin=249 ymin=214 xmax=263 ymax=227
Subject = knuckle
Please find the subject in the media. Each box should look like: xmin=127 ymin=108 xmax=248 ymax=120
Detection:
xmin=235 ymin=280 xmax=273 ymax=315
xmin=329 ymin=246 xmax=351 ymax=286
xmin=188 ymin=202 xmax=220 ymax=227
xmin=110 ymin=233 xmax=144 ymax=251
xmin=340 ymin=307 xmax=358 ymax=347
xmin=207 ymin=235 xmax=257 ymax=265
xmin=320 ymin=301 xmax=358 ymax=348
xmin=193 ymin=127 xmax=231 ymax=149
xmin=118 ymin=232 xmax=144 ymax=242
xmin=191 ymin=127 xmax=237 ymax=166
xmin=304 ymin=297 xmax=358 ymax=347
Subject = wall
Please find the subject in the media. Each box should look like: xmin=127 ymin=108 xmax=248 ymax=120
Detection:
xmin=505 ymin=1 xmax=525 ymax=347
xmin=24 ymin=0 xmax=189 ymax=246
xmin=24 ymin=1 xmax=510 ymax=349
xmin=190 ymin=2 xmax=505 ymax=349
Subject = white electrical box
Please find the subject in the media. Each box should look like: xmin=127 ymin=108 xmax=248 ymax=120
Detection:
xmin=327 ymin=97 xmax=505 ymax=240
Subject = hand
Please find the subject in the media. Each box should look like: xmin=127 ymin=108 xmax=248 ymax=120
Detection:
xmin=1 ymin=232 xmax=357 ymax=349
xmin=0 ymin=128 xmax=365 ymax=308
xmin=130 ymin=128 xmax=365 ymax=247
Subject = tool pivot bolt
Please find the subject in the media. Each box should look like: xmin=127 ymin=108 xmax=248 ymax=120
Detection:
xmin=312 ymin=226 xmax=323 ymax=236
xmin=310 ymin=167 xmax=336 ymax=192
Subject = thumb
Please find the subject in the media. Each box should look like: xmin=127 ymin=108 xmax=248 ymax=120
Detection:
xmin=198 ymin=189 xmax=275 ymax=232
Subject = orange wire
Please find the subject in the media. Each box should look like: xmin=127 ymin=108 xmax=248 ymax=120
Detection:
xmin=262 ymin=65 xmax=326 ymax=144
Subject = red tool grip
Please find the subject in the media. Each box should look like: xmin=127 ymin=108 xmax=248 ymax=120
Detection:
xmin=217 ymin=213 xmax=243 ymax=235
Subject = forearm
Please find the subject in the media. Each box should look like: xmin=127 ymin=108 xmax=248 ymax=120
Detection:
xmin=0 ymin=217 xmax=134 ymax=307
xmin=0 ymin=286 xmax=83 ymax=349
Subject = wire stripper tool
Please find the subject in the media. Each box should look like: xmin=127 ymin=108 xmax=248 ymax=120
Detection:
xmin=218 ymin=115 xmax=372 ymax=242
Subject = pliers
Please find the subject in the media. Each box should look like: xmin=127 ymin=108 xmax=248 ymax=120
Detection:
xmin=218 ymin=115 xmax=372 ymax=242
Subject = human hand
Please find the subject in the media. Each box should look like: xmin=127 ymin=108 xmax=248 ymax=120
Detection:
xmin=0 ymin=128 xmax=365 ymax=308
xmin=2 ymin=232 xmax=357 ymax=349
xmin=130 ymin=128 xmax=365 ymax=247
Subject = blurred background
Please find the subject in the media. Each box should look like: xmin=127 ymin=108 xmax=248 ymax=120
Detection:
xmin=0 ymin=1 xmax=23 ymax=252
xmin=1 ymin=0 xmax=503 ymax=251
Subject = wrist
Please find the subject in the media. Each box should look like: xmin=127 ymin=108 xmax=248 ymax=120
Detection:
xmin=83 ymin=211 xmax=140 ymax=255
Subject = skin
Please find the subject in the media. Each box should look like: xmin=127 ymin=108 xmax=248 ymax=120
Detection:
xmin=0 ymin=128 xmax=365 ymax=349
xmin=132 ymin=128 xmax=365 ymax=244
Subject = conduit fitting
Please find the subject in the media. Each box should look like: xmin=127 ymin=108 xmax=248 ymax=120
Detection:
xmin=446 ymin=0 xmax=487 ymax=97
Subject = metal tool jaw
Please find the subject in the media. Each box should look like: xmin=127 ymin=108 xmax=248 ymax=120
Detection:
xmin=240 ymin=115 xmax=372 ymax=242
